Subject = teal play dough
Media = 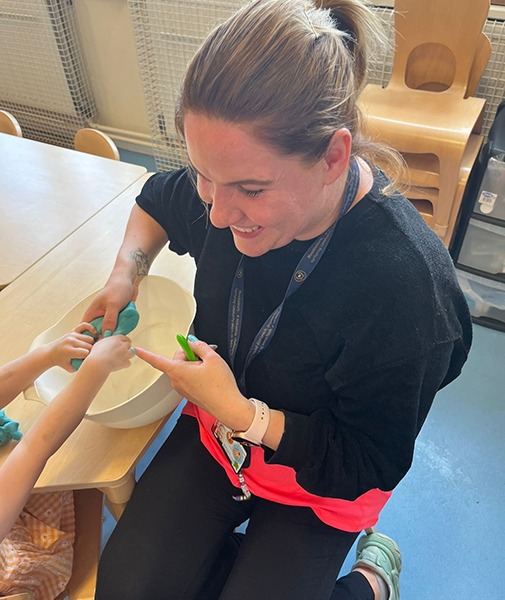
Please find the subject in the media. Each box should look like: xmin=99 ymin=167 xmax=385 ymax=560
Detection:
xmin=71 ymin=301 xmax=140 ymax=371
xmin=0 ymin=409 xmax=22 ymax=445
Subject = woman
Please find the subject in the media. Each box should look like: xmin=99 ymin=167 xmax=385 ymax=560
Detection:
xmin=89 ymin=1 xmax=472 ymax=598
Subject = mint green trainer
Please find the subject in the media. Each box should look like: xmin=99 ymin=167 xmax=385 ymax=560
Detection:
xmin=353 ymin=531 xmax=402 ymax=600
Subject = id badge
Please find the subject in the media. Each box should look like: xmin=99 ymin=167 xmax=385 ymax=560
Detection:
xmin=213 ymin=422 xmax=250 ymax=473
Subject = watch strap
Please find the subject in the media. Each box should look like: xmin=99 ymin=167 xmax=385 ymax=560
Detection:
xmin=232 ymin=398 xmax=270 ymax=446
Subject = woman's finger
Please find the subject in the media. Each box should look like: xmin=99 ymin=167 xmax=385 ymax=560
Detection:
xmin=187 ymin=340 xmax=218 ymax=360
xmin=173 ymin=348 xmax=189 ymax=361
xmin=135 ymin=347 xmax=172 ymax=372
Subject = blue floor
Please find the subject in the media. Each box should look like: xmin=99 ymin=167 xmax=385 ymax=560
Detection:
xmin=105 ymin=151 xmax=505 ymax=598
xmin=119 ymin=148 xmax=157 ymax=172
xmin=339 ymin=322 xmax=505 ymax=599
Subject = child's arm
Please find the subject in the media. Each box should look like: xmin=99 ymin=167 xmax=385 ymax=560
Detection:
xmin=0 ymin=335 xmax=133 ymax=541
xmin=0 ymin=323 xmax=96 ymax=410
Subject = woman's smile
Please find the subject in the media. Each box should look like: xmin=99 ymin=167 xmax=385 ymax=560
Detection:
xmin=184 ymin=112 xmax=352 ymax=257
xmin=231 ymin=224 xmax=262 ymax=236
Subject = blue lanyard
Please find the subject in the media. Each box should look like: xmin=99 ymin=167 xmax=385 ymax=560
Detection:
xmin=228 ymin=159 xmax=360 ymax=392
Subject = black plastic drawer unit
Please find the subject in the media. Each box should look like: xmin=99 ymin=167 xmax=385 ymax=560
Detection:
xmin=456 ymin=269 xmax=505 ymax=330
xmin=472 ymin=156 xmax=505 ymax=224
xmin=458 ymin=219 xmax=505 ymax=276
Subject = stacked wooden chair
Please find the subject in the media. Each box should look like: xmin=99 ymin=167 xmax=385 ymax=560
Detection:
xmin=358 ymin=0 xmax=491 ymax=247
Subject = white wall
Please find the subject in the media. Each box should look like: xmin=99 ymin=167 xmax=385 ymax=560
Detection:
xmin=74 ymin=0 xmax=154 ymax=153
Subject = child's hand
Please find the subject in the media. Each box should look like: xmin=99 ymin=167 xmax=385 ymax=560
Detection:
xmin=45 ymin=323 xmax=97 ymax=372
xmin=86 ymin=335 xmax=134 ymax=373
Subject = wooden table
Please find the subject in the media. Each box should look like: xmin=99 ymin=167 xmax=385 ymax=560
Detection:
xmin=0 ymin=133 xmax=147 ymax=289
xmin=0 ymin=171 xmax=196 ymax=506
xmin=0 ymin=172 xmax=196 ymax=598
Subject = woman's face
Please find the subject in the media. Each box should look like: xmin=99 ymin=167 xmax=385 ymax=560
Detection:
xmin=184 ymin=112 xmax=348 ymax=257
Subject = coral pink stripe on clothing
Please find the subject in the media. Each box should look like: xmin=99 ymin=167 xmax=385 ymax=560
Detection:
xmin=183 ymin=403 xmax=391 ymax=532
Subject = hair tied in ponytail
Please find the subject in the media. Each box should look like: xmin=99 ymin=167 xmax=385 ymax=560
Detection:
xmin=303 ymin=5 xmax=320 ymax=38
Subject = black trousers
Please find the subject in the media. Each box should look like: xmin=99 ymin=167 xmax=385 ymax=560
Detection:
xmin=96 ymin=416 xmax=374 ymax=600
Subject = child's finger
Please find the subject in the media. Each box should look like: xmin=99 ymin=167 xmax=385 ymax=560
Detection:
xmin=72 ymin=347 xmax=91 ymax=358
xmin=74 ymin=322 xmax=96 ymax=335
xmin=72 ymin=335 xmax=95 ymax=349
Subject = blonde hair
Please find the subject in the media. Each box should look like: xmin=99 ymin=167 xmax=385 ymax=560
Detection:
xmin=175 ymin=0 xmax=403 ymax=190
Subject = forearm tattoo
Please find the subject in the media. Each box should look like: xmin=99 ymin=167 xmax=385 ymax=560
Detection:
xmin=130 ymin=248 xmax=150 ymax=276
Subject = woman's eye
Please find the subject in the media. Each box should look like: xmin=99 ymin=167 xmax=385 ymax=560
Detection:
xmin=240 ymin=187 xmax=264 ymax=197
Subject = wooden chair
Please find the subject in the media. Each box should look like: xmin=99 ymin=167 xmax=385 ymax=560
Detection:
xmin=384 ymin=32 xmax=490 ymax=246
xmin=0 ymin=110 xmax=22 ymax=137
xmin=359 ymin=0 xmax=490 ymax=239
xmin=401 ymin=28 xmax=488 ymax=246
xmin=74 ymin=128 xmax=120 ymax=161
xmin=405 ymin=134 xmax=484 ymax=246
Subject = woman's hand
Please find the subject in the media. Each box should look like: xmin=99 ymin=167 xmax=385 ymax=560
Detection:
xmin=81 ymin=277 xmax=136 ymax=337
xmin=86 ymin=335 xmax=134 ymax=374
xmin=80 ymin=205 xmax=170 ymax=335
xmin=135 ymin=340 xmax=255 ymax=431
xmin=44 ymin=323 xmax=97 ymax=372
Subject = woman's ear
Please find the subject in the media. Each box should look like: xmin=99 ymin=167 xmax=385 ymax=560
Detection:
xmin=322 ymin=128 xmax=352 ymax=185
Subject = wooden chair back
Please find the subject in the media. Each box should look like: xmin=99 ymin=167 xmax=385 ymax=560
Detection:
xmin=402 ymin=32 xmax=491 ymax=98
xmin=466 ymin=33 xmax=492 ymax=98
xmin=389 ymin=0 xmax=490 ymax=96
xmin=0 ymin=110 xmax=22 ymax=137
xmin=74 ymin=128 xmax=120 ymax=161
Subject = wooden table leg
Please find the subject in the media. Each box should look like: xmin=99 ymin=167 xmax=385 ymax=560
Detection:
xmin=100 ymin=473 xmax=136 ymax=520
xmin=54 ymin=488 xmax=104 ymax=600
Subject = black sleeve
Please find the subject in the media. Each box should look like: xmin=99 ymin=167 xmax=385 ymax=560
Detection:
xmin=136 ymin=169 xmax=209 ymax=260
xmin=267 ymin=340 xmax=464 ymax=500
xmin=265 ymin=199 xmax=472 ymax=501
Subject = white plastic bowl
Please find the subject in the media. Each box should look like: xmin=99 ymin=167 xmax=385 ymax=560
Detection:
xmin=24 ymin=275 xmax=196 ymax=428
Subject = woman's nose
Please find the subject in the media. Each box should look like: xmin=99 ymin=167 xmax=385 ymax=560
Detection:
xmin=203 ymin=185 xmax=242 ymax=229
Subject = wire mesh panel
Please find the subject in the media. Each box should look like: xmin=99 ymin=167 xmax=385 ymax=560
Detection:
xmin=368 ymin=8 xmax=395 ymax=88
xmin=129 ymin=2 xmax=505 ymax=171
xmin=129 ymin=0 xmax=245 ymax=171
xmin=480 ymin=18 xmax=505 ymax=133
xmin=0 ymin=0 xmax=95 ymax=147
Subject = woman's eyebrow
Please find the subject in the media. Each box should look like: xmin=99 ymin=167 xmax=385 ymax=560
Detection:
xmin=188 ymin=161 xmax=273 ymax=187
xmin=227 ymin=177 xmax=273 ymax=186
